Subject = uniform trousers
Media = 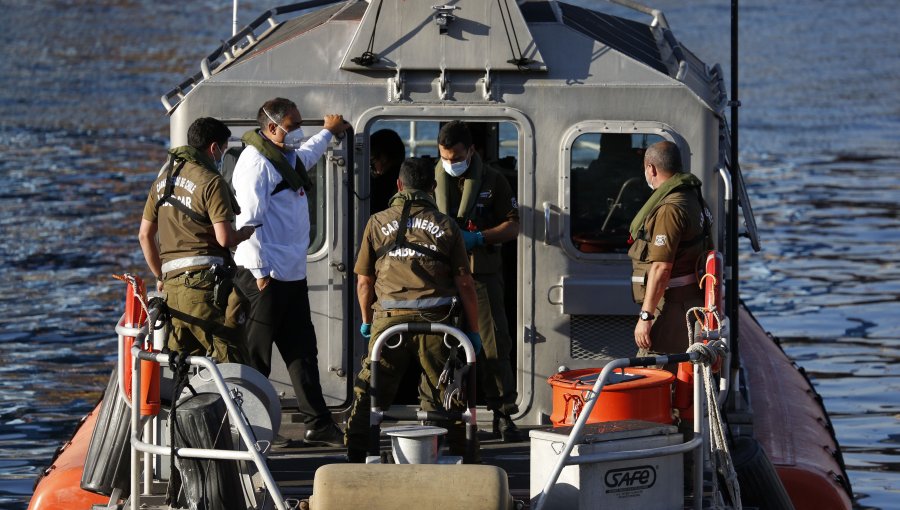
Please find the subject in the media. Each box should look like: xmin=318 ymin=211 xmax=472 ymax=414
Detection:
xmin=164 ymin=269 xmax=246 ymax=364
xmin=345 ymin=311 xmax=472 ymax=456
xmin=472 ymin=273 xmax=518 ymax=415
xmin=636 ymin=284 xmax=705 ymax=374
xmin=233 ymin=269 xmax=332 ymax=429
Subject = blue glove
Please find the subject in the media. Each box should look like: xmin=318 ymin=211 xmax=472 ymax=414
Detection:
xmin=466 ymin=332 xmax=483 ymax=356
xmin=461 ymin=230 xmax=484 ymax=251
xmin=360 ymin=323 xmax=371 ymax=338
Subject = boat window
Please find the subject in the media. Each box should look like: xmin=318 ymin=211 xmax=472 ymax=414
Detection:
xmin=306 ymin=155 xmax=327 ymax=253
xmin=569 ymin=132 xmax=663 ymax=254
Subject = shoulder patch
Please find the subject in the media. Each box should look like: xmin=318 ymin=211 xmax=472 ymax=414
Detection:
xmin=654 ymin=234 xmax=667 ymax=246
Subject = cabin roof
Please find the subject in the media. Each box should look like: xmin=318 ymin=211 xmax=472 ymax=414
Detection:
xmin=164 ymin=1 xmax=723 ymax=114
xmin=221 ymin=0 xmax=667 ymax=76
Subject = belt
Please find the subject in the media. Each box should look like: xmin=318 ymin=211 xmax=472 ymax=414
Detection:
xmin=378 ymin=305 xmax=454 ymax=318
xmin=161 ymin=256 xmax=224 ymax=276
xmin=667 ymin=273 xmax=698 ymax=289
xmin=380 ymin=296 xmax=457 ymax=310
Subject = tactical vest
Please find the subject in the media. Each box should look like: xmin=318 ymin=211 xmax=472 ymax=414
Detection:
xmin=629 ymin=187 xmax=711 ymax=304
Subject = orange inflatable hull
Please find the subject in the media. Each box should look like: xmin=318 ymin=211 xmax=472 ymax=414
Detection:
xmin=739 ymin=306 xmax=853 ymax=510
xmin=28 ymin=403 xmax=115 ymax=510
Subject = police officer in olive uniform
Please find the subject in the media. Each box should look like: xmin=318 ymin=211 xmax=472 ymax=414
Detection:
xmin=345 ymin=157 xmax=482 ymax=463
xmin=139 ymin=117 xmax=256 ymax=363
xmin=434 ymin=120 xmax=522 ymax=442
xmin=628 ymin=141 xmax=712 ymax=370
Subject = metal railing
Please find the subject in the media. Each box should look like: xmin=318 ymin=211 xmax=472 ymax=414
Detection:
xmin=119 ymin=308 xmax=290 ymax=510
xmin=161 ymin=0 xmax=344 ymax=112
xmin=531 ymin=351 xmax=714 ymax=510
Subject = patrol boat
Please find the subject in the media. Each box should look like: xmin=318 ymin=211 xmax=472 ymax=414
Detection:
xmin=29 ymin=1 xmax=854 ymax=509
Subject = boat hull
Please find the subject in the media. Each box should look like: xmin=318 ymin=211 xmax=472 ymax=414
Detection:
xmin=28 ymin=402 xmax=115 ymax=510
xmin=739 ymin=306 xmax=852 ymax=510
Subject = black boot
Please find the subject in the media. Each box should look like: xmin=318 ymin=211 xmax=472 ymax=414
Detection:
xmin=347 ymin=447 xmax=367 ymax=463
xmin=492 ymin=413 xmax=525 ymax=443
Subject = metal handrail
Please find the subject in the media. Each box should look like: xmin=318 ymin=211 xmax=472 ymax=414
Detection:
xmin=532 ymin=352 xmax=709 ymax=510
xmin=128 ymin=346 xmax=287 ymax=510
xmin=368 ymin=323 xmax=477 ymax=459
xmin=161 ymin=0 xmax=345 ymax=112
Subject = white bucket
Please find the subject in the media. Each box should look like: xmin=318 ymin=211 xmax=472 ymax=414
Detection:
xmin=384 ymin=425 xmax=448 ymax=464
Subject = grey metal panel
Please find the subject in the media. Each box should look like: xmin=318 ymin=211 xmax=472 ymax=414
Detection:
xmin=226 ymin=3 xmax=346 ymax=67
xmin=561 ymin=276 xmax=640 ymax=315
xmin=340 ymin=0 xmax=547 ymax=72
xmin=557 ymin=2 xmax=667 ymax=75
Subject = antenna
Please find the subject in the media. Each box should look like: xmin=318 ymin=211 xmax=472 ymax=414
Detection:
xmin=233 ymin=0 xmax=239 ymax=36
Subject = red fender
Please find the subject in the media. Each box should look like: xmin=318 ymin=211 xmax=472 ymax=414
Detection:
xmin=114 ymin=274 xmax=160 ymax=416
xmin=701 ymin=251 xmax=725 ymax=330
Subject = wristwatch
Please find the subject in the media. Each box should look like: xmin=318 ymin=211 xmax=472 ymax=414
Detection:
xmin=639 ymin=310 xmax=655 ymax=321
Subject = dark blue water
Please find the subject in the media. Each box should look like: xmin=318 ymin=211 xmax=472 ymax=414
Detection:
xmin=1 ymin=1 xmax=897 ymax=509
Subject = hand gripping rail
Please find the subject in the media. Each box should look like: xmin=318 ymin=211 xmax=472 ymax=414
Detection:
xmin=123 ymin=307 xmax=289 ymax=510
xmin=368 ymin=323 xmax=477 ymax=460
xmin=532 ymin=351 xmax=712 ymax=510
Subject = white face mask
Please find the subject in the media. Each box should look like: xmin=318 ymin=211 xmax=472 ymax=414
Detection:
xmin=282 ymin=127 xmax=305 ymax=147
xmin=263 ymin=107 xmax=304 ymax=146
xmin=646 ymin=177 xmax=655 ymax=190
xmin=442 ymin=158 xmax=468 ymax=177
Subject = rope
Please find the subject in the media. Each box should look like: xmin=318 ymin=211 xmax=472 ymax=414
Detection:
xmin=691 ymin=341 xmax=741 ymax=508
xmin=351 ymin=0 xmax=384 ymax=66
xmin=496 ymin=0 xmax=531 ymax=69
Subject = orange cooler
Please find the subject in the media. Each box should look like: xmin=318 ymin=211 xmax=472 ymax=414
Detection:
xmin=548 ymin=367 xmax=675 ymax=426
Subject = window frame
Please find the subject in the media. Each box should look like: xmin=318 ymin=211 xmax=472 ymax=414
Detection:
xmin=559 ymin=120 xmax=686 ymax=261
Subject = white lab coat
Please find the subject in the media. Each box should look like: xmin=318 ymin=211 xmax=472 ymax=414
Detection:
xmin=233 ymin=129 xmax=333 ymax=281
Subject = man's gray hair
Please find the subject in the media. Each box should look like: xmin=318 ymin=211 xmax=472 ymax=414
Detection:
xmin=644 ymin=141 xmax=683 ymax=175
xmin=257 ymin=97 xmax=297 ymax=130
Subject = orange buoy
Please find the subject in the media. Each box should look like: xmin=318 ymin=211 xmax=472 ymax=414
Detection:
xmin=114 ymin=274 xmax=160 ymax=416
xmin=547 ymin=367 xmax=675 ymax=426
xmin=701 ymin=251 xmax=724 ymax=332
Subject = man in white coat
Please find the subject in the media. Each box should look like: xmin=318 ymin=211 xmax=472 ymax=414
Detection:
xmin=232 ymin=97 xmax=349 ymax=446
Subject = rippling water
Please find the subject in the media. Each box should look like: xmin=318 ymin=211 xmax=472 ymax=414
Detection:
xmin=1 ymin=1 xmax=897 ymax=509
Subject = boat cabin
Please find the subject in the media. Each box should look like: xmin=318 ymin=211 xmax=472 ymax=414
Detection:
xmin=162 ymin=0 xmax=751 ymax=425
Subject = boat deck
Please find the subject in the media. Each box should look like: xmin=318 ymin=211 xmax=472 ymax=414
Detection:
xmin=270 ymin=420 xmax=534 ymax=504
xmin=131 ymin=419 xmax=536 ymax=509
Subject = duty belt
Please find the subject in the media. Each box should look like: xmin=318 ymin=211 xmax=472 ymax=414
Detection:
xmin=380 ymin=296 xmax=457 ymax=310
xmin=161 ymin=256 xmax=225 ymax=276
xmin=667 ymin=273 xmax=698 ymax=289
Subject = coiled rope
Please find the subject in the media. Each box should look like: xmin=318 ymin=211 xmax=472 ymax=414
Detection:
xmin=684 ymin=309 xmax=742 ymax=509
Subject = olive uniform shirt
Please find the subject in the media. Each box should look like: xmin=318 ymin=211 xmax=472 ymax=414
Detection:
xmin=631 ymin=189 xmax=709 ymax=277
xmin=354 ymin=191 xmax=471 ymax=310
xmin=142 ymin=157 xmax=236 ymax=274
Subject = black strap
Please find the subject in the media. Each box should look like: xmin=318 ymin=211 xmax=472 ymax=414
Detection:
xmin=374 ymin=200 xmax=451 ymax=265
xmin=271 ymin=179 xmax=292 ymax=196
xmin=155 ymin=157 xmax=211 ymax=225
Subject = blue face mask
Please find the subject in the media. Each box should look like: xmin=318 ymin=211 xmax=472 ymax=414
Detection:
xmin=213 ymin=144 xmax=225 ymax=173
